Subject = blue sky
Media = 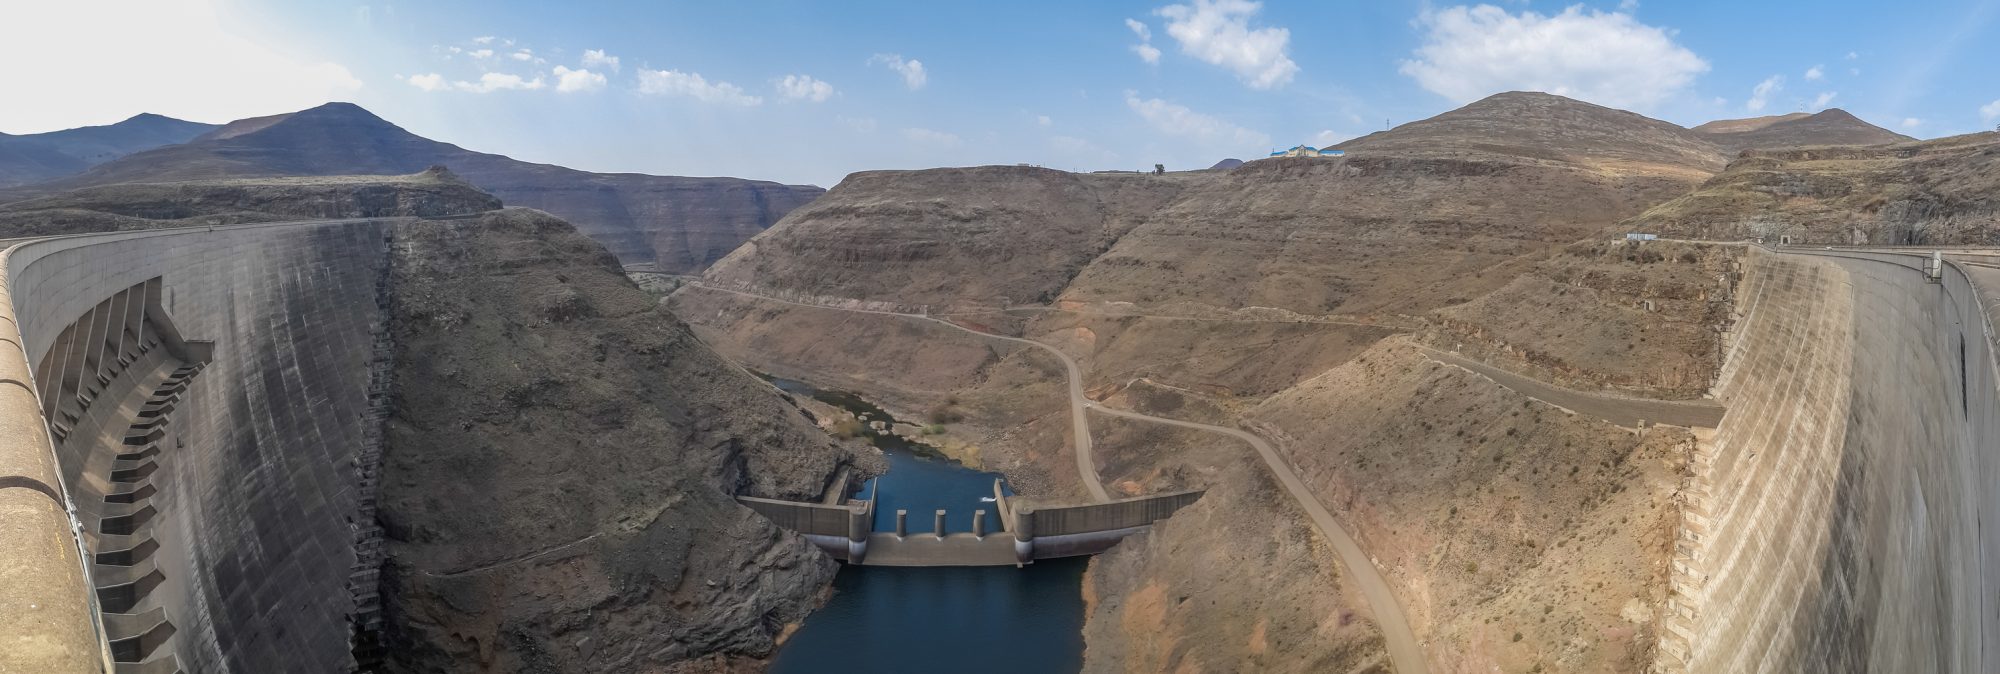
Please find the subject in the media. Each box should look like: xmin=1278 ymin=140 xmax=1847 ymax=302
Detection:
xmin=5 ymin=0 xmax=1999 ymax=186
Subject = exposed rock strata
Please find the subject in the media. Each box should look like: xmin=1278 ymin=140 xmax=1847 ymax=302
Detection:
xmin=376 ymin=209 xmax=862 ymax=672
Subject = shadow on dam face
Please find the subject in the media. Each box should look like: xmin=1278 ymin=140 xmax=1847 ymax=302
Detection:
xmin=1663 ymin=247 xmax=2000 ymax=673
xmin=0 ymin=220 xmax=398 ymax=673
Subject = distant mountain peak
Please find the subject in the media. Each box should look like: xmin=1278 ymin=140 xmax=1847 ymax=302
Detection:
xmin=1693 ymin=108 xmax=1909 ymax=152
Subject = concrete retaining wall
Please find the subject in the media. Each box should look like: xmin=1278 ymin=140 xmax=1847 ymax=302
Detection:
xmin=1018 ymin=490 xmax=1204 ymax=537
xmin=1 ymin=220 xmax=395 ymax=673
xmin=1666 ymin=246 xmax=2000 ymax=672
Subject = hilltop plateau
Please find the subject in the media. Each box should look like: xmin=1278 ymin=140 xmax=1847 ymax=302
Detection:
xmin=0 ymin=103 xmax=821 ymax=272
xmin=0 ymin=167 xmax=499 ymax=236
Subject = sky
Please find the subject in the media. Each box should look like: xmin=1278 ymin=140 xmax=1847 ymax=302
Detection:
xmin=4 ymin=0 xmax=1999 ymax=187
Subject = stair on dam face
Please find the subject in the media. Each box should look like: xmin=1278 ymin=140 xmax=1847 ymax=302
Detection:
xmin=73 ymin=361 xmax=205 ymax=674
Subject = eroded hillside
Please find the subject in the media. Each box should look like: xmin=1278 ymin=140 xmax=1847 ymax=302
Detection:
xmin=378 ymin=209 xmax=867 ymax=672
xmin=0 ymin=167 xmax=498 ymax=236
xmin=1627 ymin=132 xmax=2000 ymax=244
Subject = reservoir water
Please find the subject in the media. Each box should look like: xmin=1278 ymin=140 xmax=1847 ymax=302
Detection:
xmin=765 ymin=377 xmax=1087 ymax=674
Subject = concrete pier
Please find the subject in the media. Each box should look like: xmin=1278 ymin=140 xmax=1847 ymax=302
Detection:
xmin=933 ymin=510 xmax=947 ymax=540
xmin=972 ymin=510 xmax=986 ymax=539
xmin=895 ymin=509 xmax=907 ymax=538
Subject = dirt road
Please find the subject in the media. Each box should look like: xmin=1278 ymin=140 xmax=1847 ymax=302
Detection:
xmin=680 ymin=283 xmax=1431 ymax=673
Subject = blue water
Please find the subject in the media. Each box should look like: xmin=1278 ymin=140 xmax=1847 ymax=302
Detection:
xmin=765 ymin=377 xmax=1087 ymax=674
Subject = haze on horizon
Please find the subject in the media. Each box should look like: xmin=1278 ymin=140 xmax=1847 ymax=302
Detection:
xmin=3 ymin=0 xmax=1999 ymax=186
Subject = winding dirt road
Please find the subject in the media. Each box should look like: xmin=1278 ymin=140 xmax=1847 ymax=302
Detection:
xmin=681 ymin=283 xmax=1429 ymax=673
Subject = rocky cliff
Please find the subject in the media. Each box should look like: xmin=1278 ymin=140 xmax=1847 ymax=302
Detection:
xmin=377 ymin=209 xmax=862 ymax=673
xmin=0 ymin=168 xmax=499 ymax=236
xmin=1626 ymin=132 xmax=2000 ymax=244
xmin=1 ymin=103 xmax=823 ymax=272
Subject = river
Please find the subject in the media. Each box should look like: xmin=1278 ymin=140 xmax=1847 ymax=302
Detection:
xmin=764 ymin=377 xmax=1087 ymax=674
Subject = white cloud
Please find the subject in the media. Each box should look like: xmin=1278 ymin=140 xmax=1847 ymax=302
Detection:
xmin=1901 ymin=117 xmax=1923 ymax=129
xmin=1126 ymin=18 xmax=1162 ymax=64
xmin=636 ymin=69 xmax=763 ymax=105
xmin=1747 ymin=75 xmax=1783 ymax=111
xmin=1618 ymin=0 xmax=1640 ymax=10
xmin=406 ymin=73 xmax=447 ymax=91
xmin=776 ymin=74 xmax=836 ymax=102
xmin=1036 ymin=115 xmax=1053 ymax=127
xmin=472 ymin=36 xmax=496 ymax=45
xmin=902 ymin=127 xmax=961 ymax=147
xmin=1399 ymin=4 xmax=1708 ymax=111
xmin=453 ymin=72 xmax=545 ymax=93
xmin=1126 ymin=18 xmax=1153 ymax=41
xmin=553 ymin=66 xmax=606 ymax=93
xmin=869 ymin=54 xmax=928 ymax=90
xmin=1805 ymin=64 xmax=1824 ymax=81
xmin=510 ymin=50 xmax=534 ymax=61
xmin=1156 ymin=0 xmax=1298 ymax=89
xmin=1123 ymin=92 xmax=1269 ymax=148
xmin=0 ymin=0 xmax=365 ymax=131
xmin=1981 ymin=99 xmax=2000 ymax=122
xmin=582 ymin=48 xmax=621 ymax=72
xmin=1811 ymin=91 xmax=1838 ymax=109
xmin=468 ymin=48 xmax=495 ymax=59
xmin=1846 ymin=51 xmax=1859 ymax=60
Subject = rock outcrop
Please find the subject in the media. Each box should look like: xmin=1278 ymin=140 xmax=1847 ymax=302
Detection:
xmin=1626 ymin=132 xmax=2000 ymax=244
xmin=377 ymin=209 xmax=862 ymax=672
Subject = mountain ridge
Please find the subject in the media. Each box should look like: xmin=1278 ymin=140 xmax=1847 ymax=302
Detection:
xmin=0 ymin=112 xmax=218 ymax=187
xmin=1692 ymin=108 xmax=1912 ymax=153
xmin=5 ymin=102 xmax=823 ymax=273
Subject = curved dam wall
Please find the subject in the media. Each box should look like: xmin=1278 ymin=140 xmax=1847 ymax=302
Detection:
xmin=1667 ymin=246 xmax=2000 ymax=672
xmin=1 ymin=220 xmax=394 ymax=672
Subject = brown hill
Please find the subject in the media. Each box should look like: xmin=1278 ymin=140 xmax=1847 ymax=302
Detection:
xmin=1693 ymin=108 xmax=1911 ymax=154
xmin=1337 ymin=91 xmax=1728 ymax=177
xmin=3 ymin=103 xmax=822 ymax=273
xmin=0 ymin=113 xmax=217 ymax=187
xmin=1690 ymin=112 xmax=1809 ymax=134
xmin=1626 ymin=131 xmax=2000 ymax=244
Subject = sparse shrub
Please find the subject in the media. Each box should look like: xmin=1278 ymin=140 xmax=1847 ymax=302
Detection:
xmin=830 ymin=418 xmax=866 ymax=439
xmin=925 ymin=404 xmax=965 ymax=424
xmin=923 ymin=424 xmax=946 ymax=435
xmin=1513 ymin=632 xmax=1523 ymax=642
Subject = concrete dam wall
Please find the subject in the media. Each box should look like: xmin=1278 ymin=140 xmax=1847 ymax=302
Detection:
xmin=1 ymin=220 xmax=394 ymax=673
xmin=1666 ymin=246 xmax=2000 ymax=672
